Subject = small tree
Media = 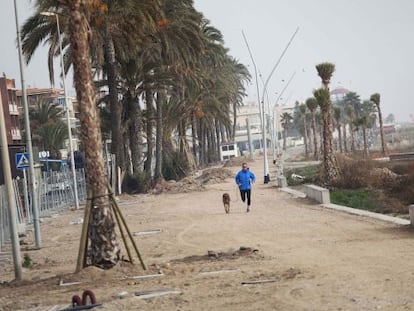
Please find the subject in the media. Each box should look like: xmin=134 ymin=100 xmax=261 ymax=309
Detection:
xmin=370 ymin=93 xmax=386 ymax=155
xmin=280 ymin=112 xmax=293 ymax=151
xmin=305 ymin=97 xmax=319 ymax=160
xmin=315 ymin=62 xmax=341 ymax=185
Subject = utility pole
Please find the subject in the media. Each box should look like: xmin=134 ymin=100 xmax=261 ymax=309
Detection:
xmin=0 ymin=95 xmax=22 ymax=281
xmin=14 ymin=0 xmax=41 ymax=248
xmin=246 ymin=117 xmax=254 ymax=160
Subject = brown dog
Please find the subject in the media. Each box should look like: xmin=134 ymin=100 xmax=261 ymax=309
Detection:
xmin=222 ymin=193 xmax=231 ymax=214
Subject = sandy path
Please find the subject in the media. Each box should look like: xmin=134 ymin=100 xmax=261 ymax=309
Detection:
xmin=1 ymin=156 xmax=414 ymax=311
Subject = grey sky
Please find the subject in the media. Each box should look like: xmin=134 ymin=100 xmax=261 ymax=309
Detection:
xmin=1 ymin=1 xmax=413 ymax=122
xmin=194 ymin=0 xmax=414 ymax=123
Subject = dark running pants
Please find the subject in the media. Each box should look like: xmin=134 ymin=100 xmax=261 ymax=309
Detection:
xmin=240 ymin=189 xmax=251 ymax=206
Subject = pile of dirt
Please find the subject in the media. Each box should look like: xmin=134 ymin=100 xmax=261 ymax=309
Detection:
xmin=170 ymin=247 xmax=260 ymax=263
xmin=196 ymin=168 xmax=234 ymax=184
xmin=151 ymin=177 xmax=205 ymax=194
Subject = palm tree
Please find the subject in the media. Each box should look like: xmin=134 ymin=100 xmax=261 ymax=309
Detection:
xmin=280 ymin=112 xmax=293 ymax=151
xmin=370 ymin=93 xmax=386 ymax=155
xmin=315 ymin=62 xmax=341 ymax=185
xmin=305 ymin=97 xmax=319 ymax=159
xmin=28 ymin=99 xmax=68 ymax=159
xmin=35 ymin=122 xmax=68 ymax=159
xmin=343 ymin=92 xmax=362 ymax=117
xmin=354 ymin=116 xmax=369 ymax=159
xmin=66 ymin=0 xmax=119 ymax=269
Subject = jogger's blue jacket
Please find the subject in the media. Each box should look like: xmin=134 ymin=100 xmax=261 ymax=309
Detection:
xmin=235 ymin=169 xmax=256 ymax=190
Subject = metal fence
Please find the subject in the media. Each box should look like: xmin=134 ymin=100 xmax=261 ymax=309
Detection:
xmin=0 ymin=168 xmax=86 ymax=249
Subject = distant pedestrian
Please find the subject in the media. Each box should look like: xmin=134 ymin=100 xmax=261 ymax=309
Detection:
xmin=235 ymin=162 xmax=256 ymax=212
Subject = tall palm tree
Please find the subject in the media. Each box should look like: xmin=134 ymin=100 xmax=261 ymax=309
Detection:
xmin=66 ymin=0 xmax=119 ymax=269
xmin=280 ymin=112 xmax=292 ymax=151
xmin=354 ymin=116 xmax=369 ymax=159
xmin=28 ymin=99 xmax=68 ymax=158
xmin=343 ymin=92 xmax=362 ymax=118
xmin=305 ymin=97 xmax=319 ymax=160
xmin=315 ymin=62 xmax=341 ymax=185
xmin=370 ymin=93 xmax=386 ymax=155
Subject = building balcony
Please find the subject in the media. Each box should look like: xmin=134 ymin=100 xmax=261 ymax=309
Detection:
xmin=11 ymin=128 xmax=21 ymax=140
xmin=8 ymin=104 xmax=19 ymax=115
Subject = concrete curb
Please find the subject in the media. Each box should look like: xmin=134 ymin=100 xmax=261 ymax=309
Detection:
xmin=280 ymin=187 xmax=411 ymax=226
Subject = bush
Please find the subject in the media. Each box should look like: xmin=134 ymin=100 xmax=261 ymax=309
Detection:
xmin=162 ymin=151 xmax=189 ymax=181
xmin=22 ymin=253 xmax=33 ymax=268
xmin=122 ymin=171 xmax=148 ymax=194
xmin=334 ymin=155 xmax=376 ymax=189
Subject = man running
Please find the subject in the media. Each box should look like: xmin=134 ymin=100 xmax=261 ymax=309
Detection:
xmin=235 ymin=162 xmax=256 ymax=212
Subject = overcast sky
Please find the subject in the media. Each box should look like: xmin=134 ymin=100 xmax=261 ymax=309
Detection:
xmin=1 ymin=0 xmax=413 ymax=122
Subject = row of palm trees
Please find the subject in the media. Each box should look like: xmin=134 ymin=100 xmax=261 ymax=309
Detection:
xmin=20 ymin=0 xmax=250 ymax=269
xmin=283 ymin=63 xmax=386 ymax=184
xmin=292 ymin=92 xmax=384 ymax=157
xmin=22 ymin=0 xmax=250 ymax=184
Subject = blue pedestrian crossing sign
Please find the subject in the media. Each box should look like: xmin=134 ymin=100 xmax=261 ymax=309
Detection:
xmin=15 ymin=152 xmax=30 ymax=169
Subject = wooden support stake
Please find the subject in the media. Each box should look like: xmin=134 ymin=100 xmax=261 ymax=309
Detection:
xmin=108 ymin=185 xmax=146 ymax=270
xmin=75 ymin=190 xmax=93 ymax=273
xmin=109 ymin=191 xmax=133 ymax=264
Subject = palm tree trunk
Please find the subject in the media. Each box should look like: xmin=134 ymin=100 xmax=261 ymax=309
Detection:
xmin=363 ymin=126 xmax=368 ymax=159
xmin=343 ymin=123 xmax=348 ymax=153
xmin=303 ymin=118 xmax=308 ymax=158
xmin=104 ymin=34 xmax=124 ymax=171
xmin=337 ymin=125 xmax=343 ymax=153
xmin=197 ymin=118 xmax=204 ymax=165
xmin=321 ymin=106 xmax=339 ymax=184
xmin=232 ymin=102 xmax=237 ymax=141
xmin=128 ymin=92 xmax=142 ymax=174
xmin=219 ymin=122 xmax=226 ymax=143
xmin=154 ymin=91 xmax=164 ymax=182
xmin=215 ymin=119 xmax=221 ymax=161
xmin=349 ymin=121 xmax=355 ymax=152
xmin=68 ymin=0 xmax=119 ymax=269
xmin=190 ymin=114 xmax=198 ymax=165
xmin=144 ymin=89 xmax=154 ymax=181
xmin=311 ymin=112 xmax=318 ymax=159
xmin=377 ymin=106 xmax=386 ymax=155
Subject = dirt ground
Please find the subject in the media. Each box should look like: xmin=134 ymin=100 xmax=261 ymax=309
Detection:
xmin=1 ymin=155 xmax=414 ymax=311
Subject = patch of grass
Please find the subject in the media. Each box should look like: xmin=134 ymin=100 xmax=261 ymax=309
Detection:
xmin=22 ymin=253 xmax=33 ymax=268
xmin=285 ymin=164 xmax=320 ymax=186
xmin=330 ymin=189 xmax=379 ymax=211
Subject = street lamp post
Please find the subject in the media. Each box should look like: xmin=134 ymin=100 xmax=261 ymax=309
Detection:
xmin=271 ymin=71 xmax=296 ymax=165
xmin=41 ymin=12 xmax=79 ymax=210
xmin=14 ymin=0 xmax=41 ymax=249
xmin=258 ymin=27 xmax=299 ymax=184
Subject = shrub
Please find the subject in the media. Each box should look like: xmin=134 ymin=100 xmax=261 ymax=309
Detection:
xmin=22 ymin=253 xmax=33 ymax=268
xmin=334 ymin=155 xmax=376 ymax=189
xmin=122 ymin=171 xmax=148 ymax=194
xmin=162 ymin=151 xmax=189 ymax=181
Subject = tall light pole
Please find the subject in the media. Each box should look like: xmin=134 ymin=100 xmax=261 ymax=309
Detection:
xmin=243 ymin=27 xmax=299 ymax=183
xmin=271 ymin=71 xmax=296 ymax=164
xmin=14 ymin=0 xmax=41 ymax=248
xmin=41 ymin=11 xmax=79 ymax=210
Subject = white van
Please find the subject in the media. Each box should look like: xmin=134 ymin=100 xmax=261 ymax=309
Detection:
xmin=219 ymin=142 xmax=239 ymax=161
